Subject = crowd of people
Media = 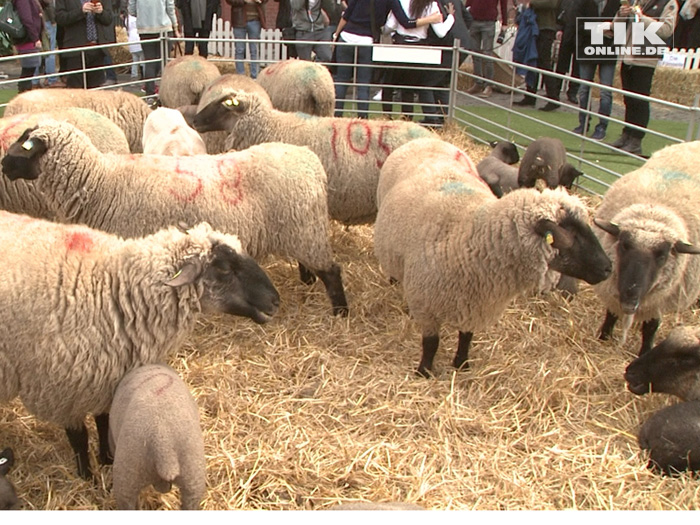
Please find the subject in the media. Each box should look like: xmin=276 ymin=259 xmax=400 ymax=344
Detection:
xmin=3 ymin=0 xmax=686 ymax=155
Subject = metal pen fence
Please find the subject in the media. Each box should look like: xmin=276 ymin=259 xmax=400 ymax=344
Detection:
xmin=0 ymin=31 xmax=697 ymax=198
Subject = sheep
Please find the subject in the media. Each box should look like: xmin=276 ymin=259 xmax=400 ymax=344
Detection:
xmin=0 ymin=211 xmax=280 ymax=479
xmin=0 ymin=109 xmax=130 ymax=220
xmin=476 ymin=140 xmax=520 ymax=197
xmin=142 ymin=107 xmax=207 ymax=156
xmin=257 ymin=58 xmax=335 ymax=116
xmin=517 ymin=137 xmax=582 ymax=190
xmin=328 ymin=502 xmax=425 ymax=510
xmin=637 ymin=400 xmax=700 ymax=476
xmin=2 ymin=120 xmax=348 ymax=316
xmin=158 ymin=55 xmax=222 ymax=109
xmin=109 ymin=364 xmax=206 ymax=510
xmin=3 ymin=88 xmax=152 ymax=153
xmin=592 ymin=165 xmax=700 ymax=356
xmin=192 ymin=89 xmax=435 ymax=224
xmin=373 ymin=138 xmax=612 ymax=376
xmin=0 ymin=448 xmax=18 ymax=510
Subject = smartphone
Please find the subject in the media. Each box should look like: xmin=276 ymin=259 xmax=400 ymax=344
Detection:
xmin=90 ymin=0 xmax=100 ymax=5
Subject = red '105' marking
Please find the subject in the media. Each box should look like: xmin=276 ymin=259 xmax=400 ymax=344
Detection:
xmin=346 ymin=120 xmax=371 ymax=155
xmin=66 ymin=232 xmax=94 ymax=253
xmin=453 ymin=149 xmax=488 ymax=188
xmin=217 ymin=158 xmax=244 ymax=205
xmin=169 ymin=158 xmax=203 ymax=203
xmin=330 ymin=121 xmax=397 ymax=168
xmin=0 ymin=115 xmax=30 ymax=151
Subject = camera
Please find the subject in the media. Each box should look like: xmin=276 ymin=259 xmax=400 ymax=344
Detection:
xmin=496 ymin=30 xmax=506 ymax=44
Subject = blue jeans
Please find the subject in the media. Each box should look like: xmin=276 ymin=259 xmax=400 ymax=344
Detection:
xmin=34 ymin=20 xmax=57 ymax=86
xmin=470 ymin=20 xmax=495 ymax=85
xmin=295 ymin=27 xmax=333 ymax=63
xmin=578 ymin=61 xmax=615 ymax=131
xmin=334 ymin=40 xmax=372 ymax=119
xmin=234 ymin=20 xmax=262 ymax=79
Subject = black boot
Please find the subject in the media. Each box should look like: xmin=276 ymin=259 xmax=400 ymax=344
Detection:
xmin=610 ymin=130 xmax=630 ymax=149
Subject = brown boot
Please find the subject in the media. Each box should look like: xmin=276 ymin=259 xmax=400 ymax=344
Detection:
xmin=610 ymin=131 xmax=630 ymax=149
xmin=467 ymin=83 xmax=483 ymax=95
xmin=619 ymin=136 xmax=642 ymax=155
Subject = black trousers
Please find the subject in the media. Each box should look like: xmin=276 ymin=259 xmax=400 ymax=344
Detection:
xmin=63 ymin=48 xmax=106 ymax=89
xmin=554 ymin=37 xmax=579 ymax=99
xmin=526 ymin=28 xmax=557 ymax=100
xmin=620 ymin=62 xmax=655 ymax=139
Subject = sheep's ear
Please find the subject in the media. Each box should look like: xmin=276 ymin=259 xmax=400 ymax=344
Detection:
xmin=164 ymin=258 xmax=204 ymax=287
xmin=176 ymin=221 xmax=192 ymax=233
xmin=594 ymin=219 xmax=620 ymax=238
xmin=0 ymin=448 xmax=14 ymax=475
xmin=535 ymin=219 xmax=574 ymax=249
xmin=559 ymin=163 xmax=582 ymax=189
xmin=674 ymin=240 xmax=700 ymax=255
xmin=9 ymin=128 xmax=48 ymax=160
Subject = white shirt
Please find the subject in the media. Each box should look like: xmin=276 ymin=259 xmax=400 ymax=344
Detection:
xmin=385 ymin=0 xmax=454 ymax=40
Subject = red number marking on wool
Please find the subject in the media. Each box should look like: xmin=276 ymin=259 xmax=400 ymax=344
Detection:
xmin=375 ymin=123 xmax=398 ymax=168
xmin=346 ymin=120 xmax=371 ymax=155
xmin=453 ymin=149 xmax=489 ymax=189
xmin=330 ymin=121 xmax=340 ymax=161
xmin=134 ymin=372 xmax=174 ymax=397
xmin=65 ymin=231 xmax=94 ymax=253
xmin=0 ymin=115 xmax=30 ymax=151
xmin=169 ymin=159 xmax=203 ymax=203
xmin=217 ymin=158 xmax=244 ymax=205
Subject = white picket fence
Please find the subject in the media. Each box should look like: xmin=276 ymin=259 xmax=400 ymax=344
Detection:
xmin=208 ymin=15 xmax=288 ymax=63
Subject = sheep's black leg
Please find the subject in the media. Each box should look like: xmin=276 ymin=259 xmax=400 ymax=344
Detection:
xmin=599 ymin=310 xmax=618 ymax=341
xmin=417 ymin=334 xmax=439 ymax=378
xmin=65 ymin=423 xmax=92 ymax=480
xmin=453 ymin=331 xmax=473 ymax=371
xmin=639 ymin=318 xmax=660 ymax=356
xmin=95 ymin=413 xmax=113 ymax=466
xmin=298 ymin=263 xmax=317 ymax=285
xmin=316 ymin=264 xmax=349 ymax=317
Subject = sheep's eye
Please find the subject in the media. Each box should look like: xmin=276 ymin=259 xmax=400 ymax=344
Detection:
xmin=654 ymin=248 xmax=669 ymax=262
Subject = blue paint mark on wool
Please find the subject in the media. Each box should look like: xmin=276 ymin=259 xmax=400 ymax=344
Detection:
xmin=440 ymin=181 xmax=473 ymax=195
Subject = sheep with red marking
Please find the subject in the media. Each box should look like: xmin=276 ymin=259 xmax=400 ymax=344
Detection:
xmin=192 ymin=89 xmax=434 ymax=224
xmin=0 ymin=211 xmax=279 ymax=480
xmin=109 ymin=364 xmax=206 ymax=510
xmin=1 ymin=120 xmax=348 ymax=316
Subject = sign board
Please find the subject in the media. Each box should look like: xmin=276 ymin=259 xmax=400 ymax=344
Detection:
xmin=371 ymin=44 xmax=442 ymax=65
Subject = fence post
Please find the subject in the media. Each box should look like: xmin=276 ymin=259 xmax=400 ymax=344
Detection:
xmin=689 ymin=93 xmax=700 ymax=141
xmin=448 ymin=39 xmax=459 ymax=122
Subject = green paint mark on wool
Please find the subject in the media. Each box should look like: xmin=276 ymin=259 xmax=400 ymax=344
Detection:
xmin=653 ymin=168 xmax=700 ymax=190
xmin=440 ymin=181 xmax=473 ymax=195
xmin=299 ymin=67 xmax=318 ymax=85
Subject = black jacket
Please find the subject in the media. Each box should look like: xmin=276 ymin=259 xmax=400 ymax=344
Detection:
xmin=55 ymin=0 xmax=114 ymax=50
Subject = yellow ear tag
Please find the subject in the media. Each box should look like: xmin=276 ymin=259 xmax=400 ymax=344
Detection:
xmin=545 ymin=232 xmax=554 ymax=245
xmin=223 ymin=98 xmax=240 ymax=107
xmin=171 ymin=269 xmax=182 ymax=279
xmin=21 ymin=140 xmax=33 ymax=151
xmin=232 ymin=98 xmax=239 ymax=106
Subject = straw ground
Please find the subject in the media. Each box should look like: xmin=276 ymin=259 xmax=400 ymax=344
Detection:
xmin=2 ymin=131 xmax=700 ymax=510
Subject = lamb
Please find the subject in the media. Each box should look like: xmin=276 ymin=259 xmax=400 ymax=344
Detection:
xmin=592 ymin=165 xmax=700 ymax=356
xmin=517 ymin=137 xmax=582 ymax=190
xmin=0 ymin=109 xmax=130 ymax=220
xmin=0 ymin=448 xmax=18 ymax=510
xmin=158 ymin=55 xmax=222 ymax=109
xmin=257 ymin=58 xmax=335 ymax=116
xmin=0 ymin=211 xmax=280 ymax=479
xmin=142 ymin=107 xmax=207 ymax=156
xmin=109 ymin=364 xmax=206 ymax=510
xmin=374 ymin=138 xmax=612 ymax=376
xmin=476 ymin=140 xmax=520 ymax=197
xmin=2 ymin=121 xmax=348 ymax=316
xmin=3 ymin=88 xmax=152 ymax=153
xmin=192 ymin=89 xmax=434 ymax=224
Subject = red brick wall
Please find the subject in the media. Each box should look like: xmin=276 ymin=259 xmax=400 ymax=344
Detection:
xmin=218 ymin=0 xmax=280 ymax=28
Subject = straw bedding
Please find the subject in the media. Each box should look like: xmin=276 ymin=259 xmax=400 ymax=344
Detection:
xmin=2 ymin=129 xmax=700 ymax=510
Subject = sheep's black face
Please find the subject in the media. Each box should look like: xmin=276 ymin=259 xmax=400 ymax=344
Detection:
xmin=539 ymin=216 xmax=612 ymax=285
xmin=559 ymin=164 xmax=582 ymax=189
xmin=0 ymin=448 xmax=18 ymax=511
xmin=494 ymin=141 xmax=520 ymax=164
xmin=192 ymin=94 xmax=246 ymax=133
xmin=624 ymin=333 xmax=700 ymax=400
xmin=2 ymin=128 xmax=47 ymax=182
xmin=200 ymin=243 xmax=280 ymax=324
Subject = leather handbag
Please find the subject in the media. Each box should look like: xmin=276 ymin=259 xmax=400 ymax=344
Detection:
xmin=0 ymin=1 xmax=26 ymax=41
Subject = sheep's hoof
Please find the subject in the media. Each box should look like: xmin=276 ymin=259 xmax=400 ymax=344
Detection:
xmin=453 ymin=359 xmax=470 ymax=371
xmin=415 ymin=366 xmax=433 ymax=379
xmin=333 ymin=304 xmax=349 ymax=317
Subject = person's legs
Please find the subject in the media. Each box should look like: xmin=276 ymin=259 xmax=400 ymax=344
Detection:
xmin=18 ymin=66 xmax=34 ymax=92
xmin=481 ymin=21 xmax=495 ymax=87
xmin=184 ymin=26 xmax=196 ymax=55
xmin=623 ymin=65 xmax=654 ymax=138
xmin=295 ymin=30 xmax=313 ymax=60
xmin=334 ymin=42 xmax=355 ymax=116
xmin=595 ymin=61 xmax=616 ymax=131
xmin=354 ymin=43 xmax=373 ymax=118
xmin=43 ymin=20 xmax=57 ymax=85
xmin=140 ymin=35 xmax=161 ymax=95
xmin=247 ymin=20 xmax=262 ymax=78
xmin=537 ymin=29 xmax=557 ymax=101
xmin=197 ymin=27 xmax=210 ymax=58
xmin=575 ymin=61 xmax=594 ymax=133
xmin=311 ymin=28 xmax=332 ymax=63
xmin=470 ymin=22 xmax=485 ymax=87
xmin=233 ymin=26 xmax=248 ymax=75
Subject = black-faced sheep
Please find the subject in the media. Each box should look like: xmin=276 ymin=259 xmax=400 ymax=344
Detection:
xmin=593 ymin=165 xmax=700 ymax=355
xmin=1 ymin=121 xmax=347 ymax=316
xmin=476 ymin=140 xmax=520 ymax=197
xmin=158 ymin=55 xmax=222 ymax=109
xmin=374 ymin=138 xmax=612 ymax=376
xmin=109 ymin=364 xmax=206 ymax=510
xmin=192 ymin=89 xmax=434 ymax=224
xmin=256 ymin=58 xmax=335 ymax=116
xmin=517 ymin=137 xmax=582 ymax=190
xmin=0 ymin=212 xmax=279 ymax=480
xmin=0 ymin=448 xmax=18 ymax=510
xmin=3 ymin=88 xmax=152 ymax=153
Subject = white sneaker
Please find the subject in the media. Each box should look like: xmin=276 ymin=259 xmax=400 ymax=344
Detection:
xmin=372 ymin=90 xmax=382 ymax=101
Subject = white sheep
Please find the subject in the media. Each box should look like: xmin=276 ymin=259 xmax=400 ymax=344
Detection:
xmin=517 ymin=137 xmax=582 ymax=190
xmin=192 ymin=89 xmax=435 ymax=224
xmin=158 ymin=55 xmax=222 ymax=109
xmin=142 ymin=107 xmax=207 ymax=156
xmin=3 ymin=88 xmax=152 ymax=153
xmin=0 ymin=211 xmax=280 ymax=479
xmin=109 ymin=364 xmax=206 ymax=510
xmin=0 ymin=109 xmax=130 ymax=220
xmin=476 ymin=140 xmax=521 ymax=197
xmin=2 ymin=120 xmax=348 ymax=316
xmin=592 ymin=162 xmax=700 ymax=356
xmin=0 ymin=448 xmax=18 ymax=510
xmin=374 ymin=138 xmax=612 ymax=376
xmin=256 ymin=58 xmax=335 ymax=116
